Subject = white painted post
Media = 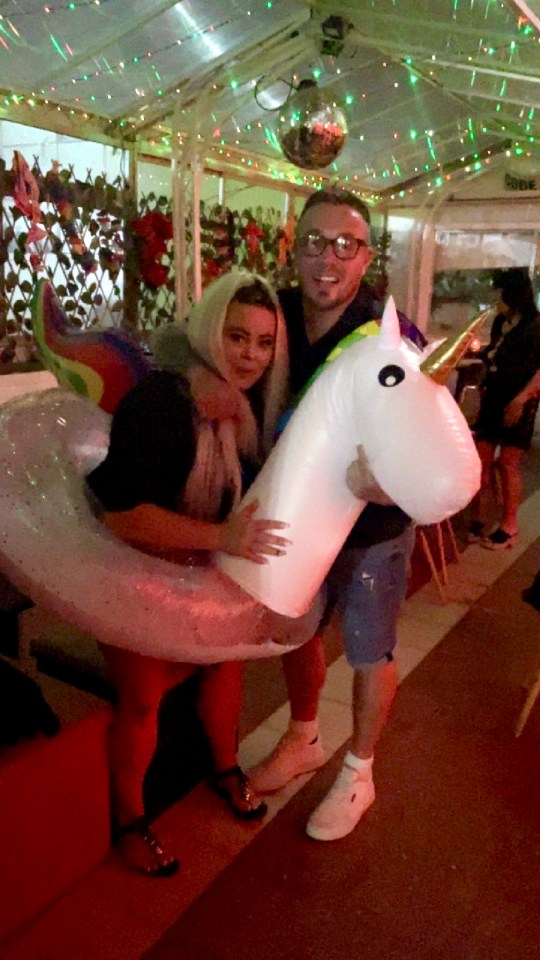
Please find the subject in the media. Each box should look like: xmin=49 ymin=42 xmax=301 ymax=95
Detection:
xmin=416 ymin=218 xmax=437 ymax=333
xmin=192 ymin=150 xmax=203 ymax=304
xmin=171 ymin=101 xmax=188 ymax=323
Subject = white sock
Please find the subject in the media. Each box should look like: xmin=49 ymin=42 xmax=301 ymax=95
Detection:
xmin=289 ymin=718 xmax=319 ymax=743
xmin=342 ymin=750 xmax=373 ymax=780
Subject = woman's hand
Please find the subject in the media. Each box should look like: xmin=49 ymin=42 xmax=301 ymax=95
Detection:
xmin=218 ymin=501 xmax=290 ymax=563
xmin=504 ymin=395 xmax=526 ymax=427
xmin=504 ymin=371 xmax=540 ymax=426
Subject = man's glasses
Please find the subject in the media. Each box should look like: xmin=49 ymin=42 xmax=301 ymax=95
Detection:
xmin=297 ymin=232 xmax=368 ymax=261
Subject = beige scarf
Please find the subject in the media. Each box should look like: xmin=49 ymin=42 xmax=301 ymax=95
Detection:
xmin=152 ymin=325 xmax=258 ymax=522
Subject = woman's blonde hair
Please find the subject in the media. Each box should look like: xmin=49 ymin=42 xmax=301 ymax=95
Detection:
xmin=185 ymin=270 xmax=289 ymax=454
xmin=152 ymin=270 xmax=289 ymax=520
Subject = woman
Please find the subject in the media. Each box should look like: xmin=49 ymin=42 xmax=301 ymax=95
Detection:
xmin=468 ymin=268 xmax=540 ymax=549
xmin=87 ymin=271 xmax=289 ymax=877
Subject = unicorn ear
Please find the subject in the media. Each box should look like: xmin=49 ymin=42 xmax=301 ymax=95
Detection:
xmin=378 ymin=296 xmax=401 ymax=350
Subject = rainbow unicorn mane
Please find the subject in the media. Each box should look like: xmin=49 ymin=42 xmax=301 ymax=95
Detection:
xmin=31 ymin=280 xmax=152 ymax=414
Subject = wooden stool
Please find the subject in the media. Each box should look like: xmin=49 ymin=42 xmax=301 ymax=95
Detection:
xmin=514 ymin=667 xmax=540 ymax=737
xmin=418 ymin=518 xmax=460 ymax=602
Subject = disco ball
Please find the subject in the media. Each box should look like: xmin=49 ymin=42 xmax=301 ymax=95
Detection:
xmin=276 ymin=80 xmax=348 ymax=170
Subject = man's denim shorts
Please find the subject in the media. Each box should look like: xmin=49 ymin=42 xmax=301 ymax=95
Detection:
xmin=325 ymin=525 xmax=415 ymax=667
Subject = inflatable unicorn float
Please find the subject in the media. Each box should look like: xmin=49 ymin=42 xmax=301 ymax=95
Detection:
xmin=0 ymin=280 xmax=482 ymax=663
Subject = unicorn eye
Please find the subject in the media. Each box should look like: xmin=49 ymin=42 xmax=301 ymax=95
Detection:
xmin=378 ymin=364 xmax=405 ymax=387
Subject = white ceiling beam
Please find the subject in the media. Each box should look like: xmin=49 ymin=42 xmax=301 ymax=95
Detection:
xmin=440 ymin=78 xmax=540 ymax=110
xmin=418 ymin=58 xmax=540 ymax=85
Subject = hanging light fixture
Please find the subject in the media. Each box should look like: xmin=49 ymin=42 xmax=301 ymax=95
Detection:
xmin=276 ymin=78 xmax=348 ymax=170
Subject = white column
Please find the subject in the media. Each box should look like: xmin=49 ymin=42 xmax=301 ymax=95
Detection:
xmin=191 ymin=151 xmax=203 ymax=304
xmin=171 ymin=101 xmax=188 ymax=324
xmin=416 ymin=219 xmax=437 ymax=333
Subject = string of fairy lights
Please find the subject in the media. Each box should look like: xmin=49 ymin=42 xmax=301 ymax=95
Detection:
xmin=0 ymin=0 xmax=540 ymax=201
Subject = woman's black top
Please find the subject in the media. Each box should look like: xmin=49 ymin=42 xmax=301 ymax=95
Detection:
xmin=87 ymin=371 xmax=198 ymax=513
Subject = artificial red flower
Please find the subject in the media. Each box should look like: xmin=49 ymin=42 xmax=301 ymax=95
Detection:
xmin=130 ymin=211 xmax=173 ymax=288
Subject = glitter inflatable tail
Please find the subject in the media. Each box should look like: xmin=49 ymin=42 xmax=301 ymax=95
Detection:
xmin=0 ymin=388 xmax=322 ymax=663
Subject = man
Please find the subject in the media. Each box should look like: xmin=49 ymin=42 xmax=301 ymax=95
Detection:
xmin=250 ymin=188 xmax=419 ymax=841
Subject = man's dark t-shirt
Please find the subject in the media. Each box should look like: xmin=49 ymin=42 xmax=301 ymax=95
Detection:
xmin=279 ymin=284 xmax=417 ymax=549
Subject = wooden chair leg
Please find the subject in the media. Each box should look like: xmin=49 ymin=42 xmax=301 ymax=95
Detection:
xmin=435 ymin=522 xmax=448 ymax=585
xmin=418 ymin=528 xmax=446 ymax=602
xmin=514 ymin=670 xmax=540 ymax=737
xmin=444 ymin=517 xmax=460 ymax=564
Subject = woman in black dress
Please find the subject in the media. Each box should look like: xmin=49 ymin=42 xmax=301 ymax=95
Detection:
xmin=469 ymin=268 xmax=540 ymax=549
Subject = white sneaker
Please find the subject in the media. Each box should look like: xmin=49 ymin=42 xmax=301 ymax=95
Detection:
xmin=306 ymin=767 xmax=375 ymax=841
xmin=250 ymin=730 xmax=325 ymax=794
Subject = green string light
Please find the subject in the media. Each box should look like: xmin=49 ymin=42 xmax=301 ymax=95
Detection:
xmin=50 ymin=33 xmax=68 ymax=61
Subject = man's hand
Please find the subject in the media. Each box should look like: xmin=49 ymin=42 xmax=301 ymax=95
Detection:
xmin=346 ymin=445 xmax=395 ymax=505
xmin=218 ymin=501 xmax=291 ymax=564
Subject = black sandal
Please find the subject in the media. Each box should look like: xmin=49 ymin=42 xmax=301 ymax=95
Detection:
xmin=212 ymin=766 xmax=268 ymax=821
xmin=115 ymin=816 xmax=180 ymax=878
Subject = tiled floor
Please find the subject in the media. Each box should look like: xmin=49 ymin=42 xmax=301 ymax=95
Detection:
xmin=2 ymin=478 xmax=539 ymax=960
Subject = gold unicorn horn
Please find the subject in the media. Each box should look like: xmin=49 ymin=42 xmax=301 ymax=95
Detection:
xmin=420 ymin=308 xmax=493 ymax=385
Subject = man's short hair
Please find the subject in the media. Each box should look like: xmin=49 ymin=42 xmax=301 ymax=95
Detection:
xmin=298 ymin=189 xmax=371 ymax=227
